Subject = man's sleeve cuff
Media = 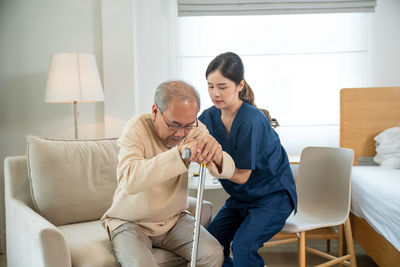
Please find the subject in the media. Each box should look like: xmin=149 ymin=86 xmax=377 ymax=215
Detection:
xmin=208 ymin=152 xmax=235 ymax=179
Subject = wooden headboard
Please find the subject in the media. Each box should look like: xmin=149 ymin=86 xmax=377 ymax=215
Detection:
xmin=340 ymin=87 xmax=400 ymax=165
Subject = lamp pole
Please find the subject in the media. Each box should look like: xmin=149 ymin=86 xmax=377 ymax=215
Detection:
xmin=73 ymin=101 xmax=78 ymax=139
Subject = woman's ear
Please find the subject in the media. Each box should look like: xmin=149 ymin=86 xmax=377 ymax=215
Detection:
xmin=238 ymin=80 xmax=245 ymax=92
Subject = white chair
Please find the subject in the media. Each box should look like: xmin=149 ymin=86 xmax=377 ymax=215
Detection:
xmin=264 ymin=146 xmax=357 ymax=267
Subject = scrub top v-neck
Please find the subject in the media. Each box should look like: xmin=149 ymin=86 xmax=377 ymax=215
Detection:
xmin=199 ymin=102 xmax=297 ymax=209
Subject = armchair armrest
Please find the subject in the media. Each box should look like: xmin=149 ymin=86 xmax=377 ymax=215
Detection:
xmin=187 ymin=196 xmax=213 ymax=229
xmin=5 ymin=156 xmax=71 ymax=267
xmin=6 ymin=199 xmax=71 ymax=267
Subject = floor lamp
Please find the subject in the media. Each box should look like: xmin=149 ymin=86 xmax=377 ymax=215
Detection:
xmin=44 ymin=53 xmax=104 ymax=139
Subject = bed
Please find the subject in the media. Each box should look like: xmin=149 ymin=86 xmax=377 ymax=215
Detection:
xmin=340 ymin=87 xmax=400 ymax=267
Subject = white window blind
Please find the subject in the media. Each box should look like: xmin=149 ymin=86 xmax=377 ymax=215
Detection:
xmin=177 ymin=0 xmax=376 ymax=16
xmin=176 ymin=13 xmax=368 ymax=126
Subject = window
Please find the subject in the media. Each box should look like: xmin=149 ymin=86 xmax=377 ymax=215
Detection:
xmin=176 ymin=13 xmax=368 ymax=126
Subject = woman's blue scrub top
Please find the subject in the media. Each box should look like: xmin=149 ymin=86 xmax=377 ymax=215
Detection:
xmin=199 ymin=102 xmax=297 ymax=210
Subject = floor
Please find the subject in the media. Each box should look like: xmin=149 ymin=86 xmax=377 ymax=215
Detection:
xmin=0 ymin=241 xmax=377 ymax=267
xmin=259 ymin=239 xmax=378 ymax=267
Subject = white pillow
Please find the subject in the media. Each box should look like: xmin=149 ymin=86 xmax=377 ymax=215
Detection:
xmin=374 ymin=126 xmax=400 ymax=169
xmin=27 ymin=135 xmax=119 ymax=225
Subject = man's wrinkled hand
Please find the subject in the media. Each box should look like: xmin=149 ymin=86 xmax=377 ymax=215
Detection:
xmin=194 ymin=136 xmax=223 ymax=167
xmin=180 ymin=136 xmax=223 ymax=169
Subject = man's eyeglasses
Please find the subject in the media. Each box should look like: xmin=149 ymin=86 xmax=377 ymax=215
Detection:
xmin=160 ymin=111 xmax=198 ymax=131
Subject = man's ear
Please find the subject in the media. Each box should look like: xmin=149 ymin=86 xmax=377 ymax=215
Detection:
xmin=151 ymin=104 xmax=158 ymax=121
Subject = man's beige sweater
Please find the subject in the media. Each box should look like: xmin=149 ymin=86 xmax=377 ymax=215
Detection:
xmin=101 ymin=114 xmax=235 ymax=236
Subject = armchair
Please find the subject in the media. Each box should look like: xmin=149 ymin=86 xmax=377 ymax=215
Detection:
xmin=4 ymin=136 xmax=213 ymax=267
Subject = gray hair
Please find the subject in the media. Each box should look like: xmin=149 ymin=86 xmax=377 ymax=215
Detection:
xmin=154 ymin=80 xmax=201 ymax=112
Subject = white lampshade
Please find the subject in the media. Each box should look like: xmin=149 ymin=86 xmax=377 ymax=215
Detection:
xmin=45 ymin=53 xmax=104 ymax=103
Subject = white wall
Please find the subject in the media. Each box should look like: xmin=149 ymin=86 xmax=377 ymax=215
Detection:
xmin=102 ymin=0 xmax=177 ymax=137
xmin=0 ymin=0 xmax=104 ymax=254
xmin=102 ymin=0 xmax=136 ymax=138
xmin=367 ymin=0 xmax=400 ymax=86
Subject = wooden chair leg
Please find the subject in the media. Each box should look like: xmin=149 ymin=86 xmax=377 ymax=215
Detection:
xmin=298 ymin=231 xmax=306 ymax=267
xmin=326 ymin=239 xmax=331 ymax=252
xmin=338 ymin=224 xmax=344 ymax=267
xmin=344 ymin=217 xmax=357 ymax=267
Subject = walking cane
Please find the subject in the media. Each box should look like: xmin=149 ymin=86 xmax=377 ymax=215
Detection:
xmin=182 ymin=148 xmax=207 ymax=267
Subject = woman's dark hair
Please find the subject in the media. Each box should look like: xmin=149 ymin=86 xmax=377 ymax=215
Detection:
xmin=206 ymin=52 xmax=279 ymax=128
xmin=205 ymin=52 xmax=255 ymax=106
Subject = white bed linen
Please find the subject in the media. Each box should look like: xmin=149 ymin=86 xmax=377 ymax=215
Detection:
xmin=351 ymin=166 xmax=400 ymax=250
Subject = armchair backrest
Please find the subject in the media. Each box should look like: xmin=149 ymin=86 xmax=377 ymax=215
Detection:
xmin=4 ymin=156 xmax=35 ymax=209
xmin=6 ymin=136 xmax=120 ymax=226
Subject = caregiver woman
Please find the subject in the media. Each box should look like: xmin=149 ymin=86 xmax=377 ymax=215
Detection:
xmin=198 ymin=52 xmax=297 ymax=267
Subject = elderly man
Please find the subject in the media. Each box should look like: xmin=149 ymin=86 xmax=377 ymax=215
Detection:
xmin=101 ymin=81 xmax=235 ymax=267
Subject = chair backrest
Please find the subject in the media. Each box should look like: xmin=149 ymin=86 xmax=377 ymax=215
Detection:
xmin=297 ymin=147 xmax=354 ymax=222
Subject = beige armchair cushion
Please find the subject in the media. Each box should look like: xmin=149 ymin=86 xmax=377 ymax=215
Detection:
xmin=27 ymin=135 xmax=119 ymax=226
